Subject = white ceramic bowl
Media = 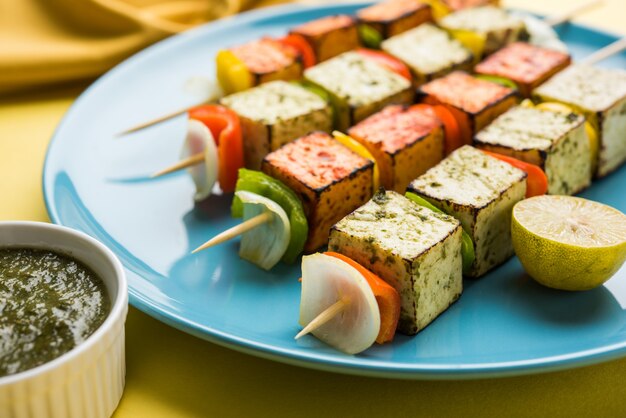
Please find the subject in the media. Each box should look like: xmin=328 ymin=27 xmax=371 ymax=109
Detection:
xmin=0 ymin=221 xmax=127 ymax=418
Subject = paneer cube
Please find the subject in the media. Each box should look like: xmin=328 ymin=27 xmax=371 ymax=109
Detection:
xmin=357 ymin=0 xmax=433 ymax=39
xmin=533 ymin=65 xmax=626 ymax=177
xmin=440 ymin=6 xmax=528 ymax=56
xmin=419 ymin=71 xmax=518 ymax=145
xmin=381 ymin=23 xmax=473 ymax=86
xmin=328 ymin=190 xmax=463 ymax=335
xmin=348 ymin=104 xmax=444 ymax=192
xmin=475 ymin=42 xmax=571 ymax=98
xmin=261 ymin=132 xmax=374 ymax=252
xmin=290 ymin=15 xmax=360 ymax=62
xmin=407 ymin=145 xmax=527 ymax=277
xmin=474 ymin=106 xmax=591 ymax=195
xmin=220 ymin=81 xmax=333 ymax=170
xmin=304 ymin=51 xmax=414 ymax=130
xmin=228 ymin=38 xmax=302 ymax=87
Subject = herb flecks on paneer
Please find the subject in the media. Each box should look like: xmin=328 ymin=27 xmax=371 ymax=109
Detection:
xmin=357 ymin=0 xmax=433 ymax=38
xmin=262 ymin=132 xmax=374 ymax=252
xmin=348 ymin=105 xmax=444 ymax=192
xmin=408 ymin=145 xmax=527 ymax=277
xmin=329 ymin=190 xmax=463 ymax=335
xmin=475 ymin=42 xmax=571 ymax=98
xmin=474 ymin=106 xmax=590 ymax=195
xmin=304 ymin=51 xmax=414 ymax=130
xmin=533 ymin=65 xmax=626 ymax=177
xmin=291 ymin=15 xmax=360 ymax=62
xmin=220 ymin=81 xmax=333 ymax=169
xmin=381 ymin=23 xmax=472 ymax=86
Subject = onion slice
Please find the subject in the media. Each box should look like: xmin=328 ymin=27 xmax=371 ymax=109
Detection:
xmin=236 ymin=191 xmax=291 ymax=270
xmin=299 ymin=253 xmax=380 ymax=354
xmin=181 ymin=119 xmax=219 ymax=201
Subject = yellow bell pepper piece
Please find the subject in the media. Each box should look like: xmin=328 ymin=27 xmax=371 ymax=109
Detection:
xmin=447 ymin=28 xmax=486 ymax=62
xmin=421 ymin=0 xmax=452 ymax=21
xmin=216 ymin=50 xmax=253 ymax=94
xmin=332 ymin=131 xmax=380 ymax=192
xmin=535 ymin=102 xmax=600 ymax=174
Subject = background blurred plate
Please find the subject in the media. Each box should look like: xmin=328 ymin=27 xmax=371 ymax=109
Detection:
xmin=43 ymin=2 xmax=626 ymax=379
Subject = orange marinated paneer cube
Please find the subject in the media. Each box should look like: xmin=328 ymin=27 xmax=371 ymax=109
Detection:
xmin=290 ymin=15 xmax=360 ymax=62
xmin=357 ymin=0 xmax=433 ymax=39
xmin=261 ymin=132 xmax=374 ymax=252
xmin=419 ymin=71 xmax=518 ymax=145
xmin=475 ymin=42 xmax=571 ymax=97
xmin=348 ymin=105 xmax=444 ymax=192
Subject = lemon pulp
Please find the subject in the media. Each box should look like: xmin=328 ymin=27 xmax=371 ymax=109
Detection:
xmin=512 ymin=195 xmax=626 ymax=290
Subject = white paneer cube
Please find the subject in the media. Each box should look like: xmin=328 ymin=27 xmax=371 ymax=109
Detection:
xmin=533 ymin=65 xmax=626 ymax=178
xmin=381 ymin=23 xmax=473 ymax=86
xmin=328 ymin=190 xmax=463 ymax=335
xmin=474 ymin=106 xmax=591 ymax=195
xmin=407 ymin=145 xmax=527 ymax=278
xmin=440 ymin=6 xmax=527 ymax=56
xmin=220 ymin=80 xmax=333 ymax=169
xmin=303 ymin=51 xmax=414 ymax=130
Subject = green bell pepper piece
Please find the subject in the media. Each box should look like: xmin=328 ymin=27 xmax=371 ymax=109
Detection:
xmin=232 ymin=169 xmax=308 ymax=263
xmin=474 ymin=74 xmax=519 ymax=91
xmin=405 ymin=192 xmax=475 ymax=274
xmin=358 ymin=24 xmax=383 ymax=49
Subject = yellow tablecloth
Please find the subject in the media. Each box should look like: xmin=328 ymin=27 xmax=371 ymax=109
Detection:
xmin=2 ymin=1 xmax=626 ymax=417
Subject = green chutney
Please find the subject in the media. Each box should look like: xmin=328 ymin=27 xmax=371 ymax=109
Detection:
xmin=0 ymin=248 xmax=110 ymax=377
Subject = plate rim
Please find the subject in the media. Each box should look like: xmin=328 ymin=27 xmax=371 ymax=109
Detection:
xmin=43 ymin=1 xmax=626 ymax=380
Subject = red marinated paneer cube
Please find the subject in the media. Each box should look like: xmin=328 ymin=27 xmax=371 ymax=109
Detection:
xmin=229 ymin=38 xmax=302 ymax=86
xmin=475 ymin=42 xmax=571 ymax=97
xmin=348 ymin=105 xmax=444 ymax=192
xmin=261 ymin=132 xmax=374 ymax=252
xmin=419 ymin=71 xmax=518 ymax=145
xmin=357 ymin=0 xmax=433 ymax=39
xmin=290 ymin=15 xmax=360 ymax=62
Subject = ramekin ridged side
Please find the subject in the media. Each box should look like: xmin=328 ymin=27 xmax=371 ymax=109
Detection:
xmin=0 ymin=221 xmax=128 ymax=418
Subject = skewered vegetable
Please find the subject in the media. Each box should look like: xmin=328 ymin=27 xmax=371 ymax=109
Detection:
xmin=298 ymin=253 xmax=380 ymax=354
xmin=232 ymin=169 xmax=308 ymax=264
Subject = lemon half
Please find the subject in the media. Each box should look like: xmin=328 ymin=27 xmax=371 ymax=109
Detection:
xmin=512 ymin=195 xmax=626 ymax=291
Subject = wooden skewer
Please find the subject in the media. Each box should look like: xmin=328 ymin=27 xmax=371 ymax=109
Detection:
xmin=543 ymin=0 xmax=603 ymax=27
xmin=191 ymin=212 xmax=273 ymax=253
xmin=117 ymin=106 xmax=196 ymax=136
xmin=152 ymin=153 xmax=205 ymax=178
xmin=580 ymin=38 xmax=626 ymax=66
xmin=295 ymin=299 xmax=348 ymax=340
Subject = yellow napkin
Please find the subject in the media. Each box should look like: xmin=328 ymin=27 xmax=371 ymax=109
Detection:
xmin=0 ymin=0 xmax=286 ymax=95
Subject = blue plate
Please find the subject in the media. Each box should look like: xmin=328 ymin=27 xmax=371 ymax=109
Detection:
xmin=43 ymin=2 xmax=626 ymax=379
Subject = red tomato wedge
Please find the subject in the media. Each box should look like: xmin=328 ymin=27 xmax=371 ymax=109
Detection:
xmin=411 ymin=104 xmax=462 ymax=155
xmin=277 ymin=33 xmax=317 ymax=68
xmin=188 ymin=105 xmax=244 ymax=193
xmin=355 ymin=48 xmax=412 ymax=82
xmin=324 ymin=252 xmax=401 ymax=344
xmin=481 ymin=150 xmax=549 ymax=198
